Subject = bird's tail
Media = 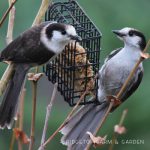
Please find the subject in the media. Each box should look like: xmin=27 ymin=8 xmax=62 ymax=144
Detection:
xmin=0 ymin=64 xmax=29 ymax=129
xmin=60 ymin=102 xmax=109 ymax=150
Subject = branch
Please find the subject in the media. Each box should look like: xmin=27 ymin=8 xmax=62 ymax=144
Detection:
xmin=42 ymin=89 xmax=89 ymax=148
xmin=32 ymin=0 xmax=51 ymax=27
xmin=0 ymin=0 xmax=17 ymax=27
xmin=1 ymin=1 xmax=50 ymax=150
xmin=18 ymin=88 xmax=26 ymax=150
xmin=0 ymin=63 xmax=15 ymax=96
xmin=39 ymin=83 xmax=58 ymax=150
xmin=27 ymin=1 xmax=51 ymax=149
xmin=28 ymin=81 xmax=37 ymax=150
xmin=0 ymin=0 xmax=16 ymax=96
xmin=5 ymin=1 xmax=16 ymax=149
xmin=86 ymin=39 xmax=150 ymax=149
xmin=39 ymin=74 xmax=97 ymax=148
xmin=118 ymin=109 xmax=128 ymax=126
xmin=9 ymin=121 xmax=18 ymax=150
xmin=27 ymin=72 xmax=43 ymax=150
xmin=109 ymin=109 xmax=128 ymax=150
xmin=6 ymin=0 xmax=16 ymax=44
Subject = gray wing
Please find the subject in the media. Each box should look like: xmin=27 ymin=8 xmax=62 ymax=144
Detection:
xmin=104 ymin=48 xmax=122 ymax=63
xmin=99 ymin=48 xmax=122 ymax=88
xmin=121 ymin=67 xmax=143 ymax=102
xmin=99 ymin=48 xmax=143 ymax=105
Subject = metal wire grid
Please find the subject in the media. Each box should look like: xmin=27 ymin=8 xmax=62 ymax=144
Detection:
xmin=44 ymin=0 xmax=101 ymax=106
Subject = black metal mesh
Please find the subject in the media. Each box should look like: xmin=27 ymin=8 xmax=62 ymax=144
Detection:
xmin=44 ymin=0 xmax=102 ymax=106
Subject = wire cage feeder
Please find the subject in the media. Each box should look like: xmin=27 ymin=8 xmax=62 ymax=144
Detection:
xmin=44 ymin=0 xmax=102 ymax=106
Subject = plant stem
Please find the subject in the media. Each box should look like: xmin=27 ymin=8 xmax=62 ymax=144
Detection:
xmin=9 ymin=130 xmax=16 ymax=150
xmin=0 ymin=0 xmax=16 ymax=96
xmin=6 ymin=0 xmax=16 ymax=44
xmin=39 ymin=83 xmax=58 ymax=150
xmin=28 ymin=0 xmax=52 ymax=149
xmin=7 ymin=1 xmax=16 ymax=149
xmin=108 ymin=109 xmax=128 ymax=150
xmin=118 ymin=109 xmax=128 ymax=126
xmin=32 ymin=0 xmax=51 ymax=26
xmin=9 ymin=120 xmax=19 ymax=150
xmin=42 ymin=89 xmax=89 ymax=148
xmin=29 ymin=81 xmax=37 ymax=150
xmin=0 ymin=0 xmax=17 ymax=27
xmin=18 ymin=88 xmax=26 ymax=150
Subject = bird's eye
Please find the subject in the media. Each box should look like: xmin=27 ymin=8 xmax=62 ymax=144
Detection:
xmin=61 ymin=30 xmax=66 ymax=35
xmin=129 ymin=31 xmax=134 ymax=36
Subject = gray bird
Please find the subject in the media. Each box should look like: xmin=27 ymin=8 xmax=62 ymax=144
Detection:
xmin=60 ymin=27 xmax=146 ymax=150
xmin=0 ymin=21 xmax=81 ymax=129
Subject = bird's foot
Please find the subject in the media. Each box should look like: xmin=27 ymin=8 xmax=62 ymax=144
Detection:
xmin=140 ymin=52 xmax=150 ymax=59
xmin=107 ymin=95 xmax=121 ymax=107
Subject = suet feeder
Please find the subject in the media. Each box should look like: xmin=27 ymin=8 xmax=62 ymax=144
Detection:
xmin=44 ymin=0 xmax=102 ymax=106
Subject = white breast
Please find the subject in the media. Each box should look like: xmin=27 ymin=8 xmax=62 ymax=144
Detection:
xmin=98 ymin=46 xmax=142 ymax=103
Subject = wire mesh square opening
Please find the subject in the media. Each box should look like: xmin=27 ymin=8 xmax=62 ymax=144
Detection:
xmin=44 ymin=0 xmax=102 ymax=106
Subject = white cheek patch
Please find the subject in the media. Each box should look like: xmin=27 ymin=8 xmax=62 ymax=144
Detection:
xmin=52 ymin=31 xmax=64 ymax=40
xmin=40 ymin=26 xmax=68 ymax=54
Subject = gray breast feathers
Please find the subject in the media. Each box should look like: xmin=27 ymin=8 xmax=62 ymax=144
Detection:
xmin=98 ymin=48 xmax=143 ymax=106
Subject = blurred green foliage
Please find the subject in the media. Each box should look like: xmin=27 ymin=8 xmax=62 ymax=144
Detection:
xmin=0 ymin=0 xmax=150 ymax=150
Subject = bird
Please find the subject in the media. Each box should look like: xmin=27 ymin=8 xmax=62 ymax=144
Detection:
xmin=60 ymin=27 xmax=146 ymax=150
xmin=0 ymin=21 xmax=81 ymax=129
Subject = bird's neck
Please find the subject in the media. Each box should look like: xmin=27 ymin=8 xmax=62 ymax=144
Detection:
xmin=122 ymin=44 xmax=142 ymax=60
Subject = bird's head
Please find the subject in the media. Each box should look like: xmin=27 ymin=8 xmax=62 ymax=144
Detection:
xmin=41 ymin=23 xmax=81 ymax=54
xmin=112 ymin=27 xmax=146 ymax=50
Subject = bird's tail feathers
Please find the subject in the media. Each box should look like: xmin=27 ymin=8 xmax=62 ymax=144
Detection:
xmin=0 ymin=64 xmax=29 ymax=129
xmin=60 ymin=102 xmax=109 ymax=150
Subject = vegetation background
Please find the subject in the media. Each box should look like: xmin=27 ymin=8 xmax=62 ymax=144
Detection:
xmin=0 ymin=0 xmax=150 ymax=150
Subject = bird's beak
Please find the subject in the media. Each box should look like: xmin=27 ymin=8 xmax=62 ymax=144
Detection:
xmin=70 ymin=35 xmax=82 ymax=42
xmin=112 ymin=30 xmax=126 ymax=37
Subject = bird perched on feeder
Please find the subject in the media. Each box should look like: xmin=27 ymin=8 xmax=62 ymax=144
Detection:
xmin=0 ymin=21 xmax=81 ymax=129
xmin=61 ymin=27 xmax=147 ymax=150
